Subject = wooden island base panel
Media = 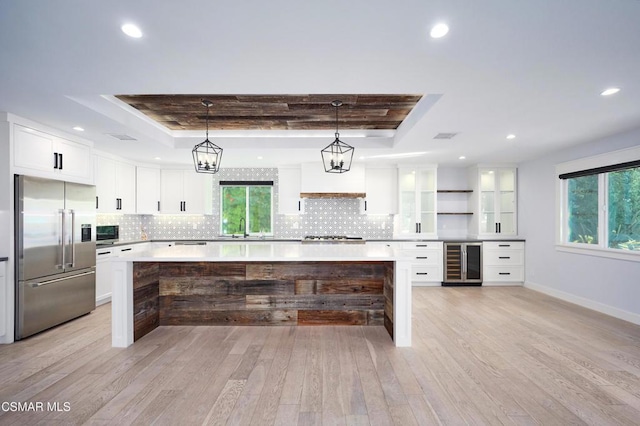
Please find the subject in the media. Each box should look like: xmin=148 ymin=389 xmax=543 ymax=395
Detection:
xmin=133 ymin=261 xmax=394 ymax=342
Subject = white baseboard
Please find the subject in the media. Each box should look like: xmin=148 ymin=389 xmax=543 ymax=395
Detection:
xmin=524 ymin=280 xmax=640 ymax=326
xmin=96 ymin=294 xmax=112 ymax=306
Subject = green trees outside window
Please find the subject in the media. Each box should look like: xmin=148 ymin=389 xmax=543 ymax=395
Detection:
xmin=565 ymin=166 xmax=640 ymax=251
xmin=567 ymin=175 xmax=599 ymax=244
xmin=221 ymin=185 xmax=272 ymax=236
xmin=608 ymin=168 xmax=640 ymax=250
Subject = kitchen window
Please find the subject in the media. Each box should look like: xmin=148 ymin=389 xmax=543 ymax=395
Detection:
xmin=557 ymin=147 xmax=640 ymax=260
xmin=220 ymin=181 xmax=273 ymax=236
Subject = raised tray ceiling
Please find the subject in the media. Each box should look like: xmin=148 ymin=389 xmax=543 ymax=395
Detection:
xmin=115 ymin=94 xmax=422 ymax=131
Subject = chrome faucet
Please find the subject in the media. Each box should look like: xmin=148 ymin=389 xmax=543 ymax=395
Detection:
xmin=238 ymin=218 xmax=248 ymax=238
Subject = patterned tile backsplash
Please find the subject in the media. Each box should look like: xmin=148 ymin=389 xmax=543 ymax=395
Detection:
xmin=97 ymin=168 xmax=394 ymax=241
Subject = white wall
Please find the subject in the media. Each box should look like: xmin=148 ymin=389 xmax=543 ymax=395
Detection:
xmin=519 ymin=127 xmax=640 ymax=324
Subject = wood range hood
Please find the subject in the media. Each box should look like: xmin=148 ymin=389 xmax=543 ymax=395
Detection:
xmin=299 ymin=192 xmax=366 ymax=199
xmin=299 ymin=163 xmax=367 ymax=199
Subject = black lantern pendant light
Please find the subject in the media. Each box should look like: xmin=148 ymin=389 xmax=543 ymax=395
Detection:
xmin=321 ymin=100 xmax=354 ymax=173
xmin=192 ymin=99 xmax=223 ymax=174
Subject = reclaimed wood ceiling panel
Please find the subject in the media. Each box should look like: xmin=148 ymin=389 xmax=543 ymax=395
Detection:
xmin=115 ymin=94 xmax=422 ymax=131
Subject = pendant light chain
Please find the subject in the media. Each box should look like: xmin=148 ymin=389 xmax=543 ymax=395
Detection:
xmin=335 ymin=103 xmax=339 ymax=138
xmin=205 ymin=101 xmax=210 ymax=140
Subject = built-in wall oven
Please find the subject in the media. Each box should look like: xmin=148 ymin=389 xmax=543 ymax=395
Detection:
xmin=443 ymin=242 xmax=482 ymax=286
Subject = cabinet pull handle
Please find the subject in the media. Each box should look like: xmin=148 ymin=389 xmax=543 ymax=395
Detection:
xmin=53 ymin=152 xmax=58 ymax=169
xmin=498 ymin=244 xmax=511 ymax=247
xmin=415 ymin=223 xmax=419 ymax=233
xmin=416 ymin=256 xmax=428 ymax=259
xmin=298 ymin=201 xmax=301 ymax=211
xmin=418 ymin=223 xmax=422 ymax=233
xmin=96 ymin=196 xmax=99 ymax=209
xmin=498 ymin=223 xmax=501 ymax=233
xmin=495 ymin=223 xmax=498 ymax=233
xmin=157 ymin=201 xmax=160 ymax=212
xmin=416 ymin=244 xmax=428 ymax=247
xmin=97 ymin=251 xmax=112 ymax=256
xmin=499 ymin=272 xmax=511 ymax=275
xmin=120 ymin=248 xmax=132 ymax=252
xmin=416 ymin=272 xmax=429 ymax=275
xmin=499 ymin=256 xmax=510 ymax=259
xmin=364 ymin=200 xmax=367 ymax=211
xmin=59 ymin=153 xmax=63 ymax=170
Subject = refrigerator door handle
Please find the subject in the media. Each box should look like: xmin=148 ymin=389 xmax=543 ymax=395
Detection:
xmin=57 ymin=209 xmax=65 ymax=269
xmin=68 ymin=209 xmax=76 ymax=267
xmin=30 ymin=270 xmax=96 ymax=287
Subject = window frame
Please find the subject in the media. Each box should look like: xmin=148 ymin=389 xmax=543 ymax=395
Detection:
xmin=556 ymin=146 xmax=640 ymax=262
xmin=219 ymin=182 xmax=274 ymax=237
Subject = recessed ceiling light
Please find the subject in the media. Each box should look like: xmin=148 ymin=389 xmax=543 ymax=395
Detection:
xmin=121 ymin=23 xmax=143 ymax=38
xmin=257 ymin=156 xmax=263 ymax=160
xmin=154 ymin=157 xmax=161 ymax=160
xmin=430 ymin=23 xmax=449 ymax=39
xmin=506 ymin=134 xmax=516 ymax=140
xmin=72 ymin=126 xmax=84 ymax=132
xmin=600 ymin=87 xmax=620 ymax=96
xmin=459 ymin=156 xmax=466 ymax=160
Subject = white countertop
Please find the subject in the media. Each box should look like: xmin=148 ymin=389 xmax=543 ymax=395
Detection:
xmin=113 ymin=241 xmax=409 ymax=262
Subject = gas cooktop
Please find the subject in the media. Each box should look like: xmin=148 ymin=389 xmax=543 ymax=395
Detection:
xmin=302 ymin=235 xmax=365 ymax=243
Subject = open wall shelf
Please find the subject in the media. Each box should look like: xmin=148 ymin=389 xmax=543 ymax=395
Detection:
xmin=437 ymin=189 xmax=473 ymax=215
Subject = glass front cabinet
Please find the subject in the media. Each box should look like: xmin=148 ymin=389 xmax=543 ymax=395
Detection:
xmin=469 ymin=166 xmax=517 ymax=237
xmin=396 ymin=166 xmax=437 ymax=237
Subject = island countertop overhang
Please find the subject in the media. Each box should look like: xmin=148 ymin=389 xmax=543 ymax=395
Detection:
xmin=112 ymin=241 xmax=411 ymax=262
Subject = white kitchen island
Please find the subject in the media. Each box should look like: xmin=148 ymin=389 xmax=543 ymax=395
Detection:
xmin=109 ymin=242 xmax=413 ymax=348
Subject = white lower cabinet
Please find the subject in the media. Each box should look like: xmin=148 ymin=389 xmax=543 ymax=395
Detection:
xmin=96 ymin=247 xmax=116 ymax=305
xmin=95 ymin=243 xmax=150 ymax=304
xmin=482 ymin=241 xmax=524 ymax=285
xmin=400 ymin=241 xmax=444 ymax=286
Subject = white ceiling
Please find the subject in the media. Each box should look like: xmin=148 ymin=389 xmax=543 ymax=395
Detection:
xmin=1 ymin=0 xmax=639 ymax=169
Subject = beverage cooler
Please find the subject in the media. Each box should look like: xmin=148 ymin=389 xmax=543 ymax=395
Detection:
xmin=443 ymin=242 xmax=482 ymax=286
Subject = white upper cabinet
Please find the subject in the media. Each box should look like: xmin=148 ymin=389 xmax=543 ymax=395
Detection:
xmin=13 ymin=124 xmax=92 ymax=183
xmin=94 ymin=155 xmax=136 ymax=214
xmin=278 ymin=166 xmax=304 ymax=214
xmin=300 ymin=162 xmax=365 ymax=194
xmin=469 ymin=166 xmax=517 ymax=237
xmin=136 ymin=167 xmax=161 ymax=214
xmin=160 ymin=170 xmax=212 ymax=214
xmin=360 ymin=166 xmax=398 ymax=215
xmin=396 ymin=166 xmax=438 ymax=237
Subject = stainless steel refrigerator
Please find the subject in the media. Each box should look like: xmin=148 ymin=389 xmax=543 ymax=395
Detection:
xmin=14 ymin=175 xmax=96 ymax=340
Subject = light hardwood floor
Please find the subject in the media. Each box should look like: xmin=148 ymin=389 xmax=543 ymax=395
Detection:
xmin=1 ymin=287 xmax=640 ymax=425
